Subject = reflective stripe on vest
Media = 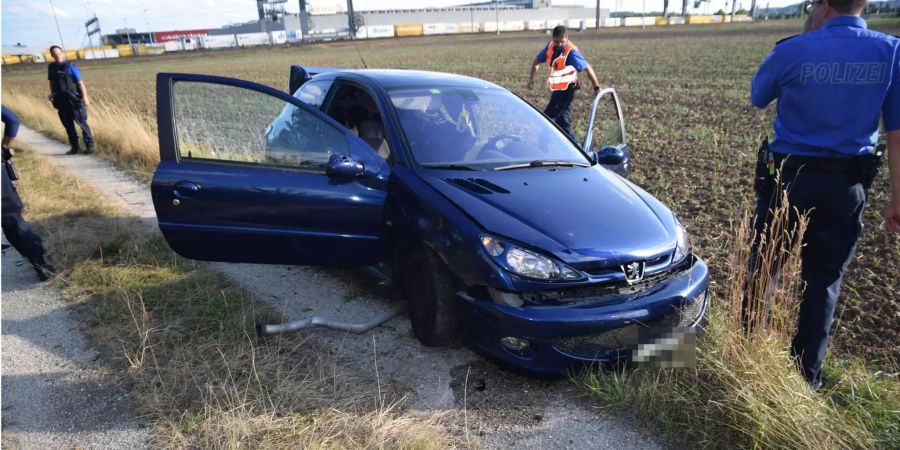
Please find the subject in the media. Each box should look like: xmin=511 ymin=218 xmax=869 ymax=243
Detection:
xmin=546 ymin=41 xmax=579 ymax=91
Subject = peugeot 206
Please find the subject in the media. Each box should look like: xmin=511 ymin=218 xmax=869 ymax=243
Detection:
xmin=150 ymin=67 xmax=709 ymax=376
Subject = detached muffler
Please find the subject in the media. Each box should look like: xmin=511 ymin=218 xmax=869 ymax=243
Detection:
xmin=256 ymin=304 xmax=406 ymax=336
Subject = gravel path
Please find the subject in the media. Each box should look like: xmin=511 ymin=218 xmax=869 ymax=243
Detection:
xmin=1 ymin=239 xmax=150 ymax=449
xmin=14 ymin=126 xmax=668 ymax=449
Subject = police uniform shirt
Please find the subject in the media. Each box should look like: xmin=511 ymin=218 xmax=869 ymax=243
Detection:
xmin=534 ymin=43 xmax=590 ymax=73
xmin=751 ymin=16 xmax=900 ymax=158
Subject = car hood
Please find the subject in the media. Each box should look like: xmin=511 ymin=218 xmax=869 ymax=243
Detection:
xmin=418 ymin=165 xmax=677 ymax=267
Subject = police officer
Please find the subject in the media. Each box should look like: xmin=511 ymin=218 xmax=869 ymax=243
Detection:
xmin=527 ymin=25 xmax=601 ymax=142
xmin=2 ymin=105 xmax=56 ymax=281
xmin=47 ymin=45 xmax=94 ymax=155
xmin=749 ymin=0 xmax=900 ymax=389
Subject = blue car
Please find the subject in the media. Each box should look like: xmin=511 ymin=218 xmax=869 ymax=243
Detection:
xmin=151 ymin=66 xmax=709 ymax=376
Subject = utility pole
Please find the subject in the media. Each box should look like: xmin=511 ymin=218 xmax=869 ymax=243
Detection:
xmin=596 ymin=0 xmax=601 ymax=29
xmin=495 ymin=0 xmax=500 ymax=36
xmin=48 ymin=0 xmax=66 ymax=50
xmin=731 ymin=0 xmax=737 ymax=22
xmin=642 ymin=0 xmax=646 ymax=29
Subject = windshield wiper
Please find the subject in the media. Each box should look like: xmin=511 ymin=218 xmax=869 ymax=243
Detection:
xmin=420 ymin=164 xmax=481 ymax=171
xmin=493 ymin=160 xmax=590 ymax=171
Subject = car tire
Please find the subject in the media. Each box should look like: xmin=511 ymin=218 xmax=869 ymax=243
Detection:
xmin=404 ymin=245 xmax=461 ymax=347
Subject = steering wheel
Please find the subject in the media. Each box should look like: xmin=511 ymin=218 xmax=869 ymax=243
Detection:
xmin=475 ymin=134 xmax=523 ymax=160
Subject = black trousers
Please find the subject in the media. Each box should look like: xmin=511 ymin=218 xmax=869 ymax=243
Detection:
xmin=56 ymin=102 xmax=93 ymax=151
xmin=2 ymin=167 xmax=45 ymax=260
xmin=544 ymin=87 xmax=577 ymax=143
xmin=749 ymin=166 xmax=866 ymax=386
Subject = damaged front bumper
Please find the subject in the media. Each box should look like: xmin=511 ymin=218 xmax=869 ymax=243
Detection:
xmin=458 ymin=255 xmax=709 ymax=377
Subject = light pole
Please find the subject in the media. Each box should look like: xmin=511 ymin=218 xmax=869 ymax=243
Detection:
xmin=48 ymin=0 xmax=66 ymax=50
xmin=495 ymin=0 xmax=500 ymax=36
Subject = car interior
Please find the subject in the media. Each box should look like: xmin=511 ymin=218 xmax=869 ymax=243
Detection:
xmin=325 ymin=84 xmax=392 ymax=162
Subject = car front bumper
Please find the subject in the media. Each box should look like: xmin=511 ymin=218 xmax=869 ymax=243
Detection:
xmin=458 ymin=255 xmax=709 ymax=377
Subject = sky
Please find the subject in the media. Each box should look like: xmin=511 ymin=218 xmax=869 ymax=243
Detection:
xmin=2 ymin=0 xmax=796 ymax=51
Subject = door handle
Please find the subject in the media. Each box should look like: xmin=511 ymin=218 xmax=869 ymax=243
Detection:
xmin=173 ymin=181 xmax=200 ymax=199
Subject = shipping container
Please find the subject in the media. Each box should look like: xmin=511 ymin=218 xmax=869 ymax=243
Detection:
xmin=2 ymin=55 xmax=22 ymax=65
xmin=444 ymin=23 xmax=459 ymax=34
xmin=423 ymin=23 xmax=447 ymax=35
xmin=201 ymin=34 xmax=237 ymax=49
xmin=457 ymin=22 xmax=482 ymax=33
xmin=394 ymin=24 xmax=424 ymax=37
xmin=236 ymin=32 xmax=271 ymax=46
xmin=547 ymin=19 xmax=565 ymax=29
xmin=499 ymin=21 xmax=525 ymax=31
xmin=361 ymin=25 xmax=395 ymax=39
xmin=668 ymin=16 xmax=686 ymax=25
xmin=583 ymin=18 xmax=597 ymax=28
xmin=271 ymin=31 xmax=288 ymax=44
xmin=602 ymin=18 xmax=622 ymax=27
xmin=526 ymin=20 xmax=545 ymax=30
xmin=82 ymin=49 xmax=119 ymax=59
xmin=287 ymin=29 xmax=303 ymax=42
xmin=686 ymin=15 xmax=714 ymax=24
xmin=733 ymin=14 xmax=753 ymax=22
xmin=65 ymin=50 xmax=79 ymax=60
xmin=655 ymin=17 xmax=669 ymax=25
xmin=565 ymin=19 xmax=581 ymax=29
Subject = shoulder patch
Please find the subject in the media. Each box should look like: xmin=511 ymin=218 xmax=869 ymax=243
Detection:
xmin=775 ymin=34 xmax=800 ymax=45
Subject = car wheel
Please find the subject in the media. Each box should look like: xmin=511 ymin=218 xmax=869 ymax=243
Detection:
xmin=404 ymin=246 xmax=461 ymax=346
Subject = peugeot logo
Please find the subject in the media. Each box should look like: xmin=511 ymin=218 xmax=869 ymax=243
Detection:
xmin=621 ymin=261 xmax=645 ymax=284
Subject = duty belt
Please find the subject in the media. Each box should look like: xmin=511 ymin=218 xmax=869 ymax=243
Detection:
xmin=773 ymin=153 xmax=854 ymax=172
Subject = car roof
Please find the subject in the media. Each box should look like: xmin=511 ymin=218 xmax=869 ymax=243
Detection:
xmin=317 ymin=69 xmax=505 ymax=91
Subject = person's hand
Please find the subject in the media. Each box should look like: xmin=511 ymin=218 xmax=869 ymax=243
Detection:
xmin=2 ymin=146 xmax=13 ymax=161
xmin=83 ymin=97 xmax=91 ymax=107
xmin=526 ymin=78 xmax=534 ymax=90
xmin=593 ymin=84 xmax=601 ymax=93
xmin=884 ymin=197 xmax=900 ymax=233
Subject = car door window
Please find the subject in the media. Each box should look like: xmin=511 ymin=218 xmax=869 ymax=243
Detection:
xmin=325 ymin=83 xmax=392 ymax=162
xmin=294 ymin=79 xmax=332 ymax=110
xmin=173 ymin=80 xmax=347 ymax=171
xmin=587 ymin=92 xmax=626 ymax=152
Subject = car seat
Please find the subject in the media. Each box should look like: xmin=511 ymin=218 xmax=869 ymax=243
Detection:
xmin=357 ymin=117 xmax=390 ymax=160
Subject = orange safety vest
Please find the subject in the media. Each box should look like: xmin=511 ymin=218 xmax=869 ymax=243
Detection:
xmin=546 ymin=40 xmax=579 ymax=91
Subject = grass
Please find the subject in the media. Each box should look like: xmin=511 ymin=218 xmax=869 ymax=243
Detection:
xmin=577 ymin=190 xmax=900 ymax=449
xmin=10 ymin=144 xmax=454 ymax=448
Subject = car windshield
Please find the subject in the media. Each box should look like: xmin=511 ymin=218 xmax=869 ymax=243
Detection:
xmin=388 ymin=86 xmax=589 ymax=169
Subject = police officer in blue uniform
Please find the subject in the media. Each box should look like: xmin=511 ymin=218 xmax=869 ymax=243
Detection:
xmin=47 ymin=45 xmax=94 ymax=155
xmin=749 ymin=0 xmax=900 ymax=389
xmin=527 ymin=25 xmax=601 ymax=142
xmin=2 ymin=105 xmax=56 ymax=281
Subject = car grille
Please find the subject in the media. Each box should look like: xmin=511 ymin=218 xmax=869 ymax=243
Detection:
xmin=525 ymin=259 xmax=690 ymax=305
xmin=551 ymin=292 xmax=707 ymax=360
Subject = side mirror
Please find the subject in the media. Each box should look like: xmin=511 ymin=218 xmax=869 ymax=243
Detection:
xmin=596 ymin=146 xmax=625 ymax=165
xmin=326 ymin=153 xmax=365 ymax=179
xmin=289 ymin=65 xmax=310 ymax=94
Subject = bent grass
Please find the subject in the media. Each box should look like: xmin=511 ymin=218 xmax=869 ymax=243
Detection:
xmin=11 ymin=145 xmax=453 ymax=448
xmin=578 ymin=187 xmax=899 ymax=449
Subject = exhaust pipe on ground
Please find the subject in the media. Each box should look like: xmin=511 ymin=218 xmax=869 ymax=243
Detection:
xmin=256 ymin=304 xmax=406 ymax=336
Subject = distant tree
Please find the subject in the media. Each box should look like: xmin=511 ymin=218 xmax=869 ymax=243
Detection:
xmin=736 ymin=9 xmax=748 ymax=14
xmin=715 ymin=8 xmax=726 ymax=14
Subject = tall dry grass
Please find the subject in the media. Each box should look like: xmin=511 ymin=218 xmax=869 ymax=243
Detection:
xmin=580 ymin=184 xmax=896 ymax=449
xmin=4 ymin=91 xmax=159 ymax=180
xmin=11 ymin=145 xmax=456 ymax=449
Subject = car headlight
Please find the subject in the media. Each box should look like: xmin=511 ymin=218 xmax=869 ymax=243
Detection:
xmin=481 ymin=235 xmax=583 ymax=281
xmin=674 ymin=220 xmax=691 ymax=264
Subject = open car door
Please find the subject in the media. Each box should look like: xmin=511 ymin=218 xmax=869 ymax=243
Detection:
xmin=583 ymin=88 xmax=631 ymax=176
xmin=152 ymin=73 xmax=389 ymax=266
